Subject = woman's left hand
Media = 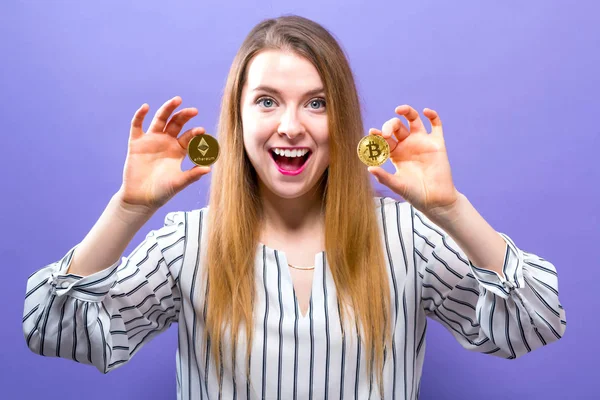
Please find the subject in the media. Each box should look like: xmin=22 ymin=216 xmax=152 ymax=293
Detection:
xmin=368 ymin=105 xmax=460 ymax=216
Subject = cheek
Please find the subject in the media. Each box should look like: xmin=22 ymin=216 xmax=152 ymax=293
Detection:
xmin=316 ymin=128 xmax=329 ymax=148
xmin=318 ymin=130 xmax=330 ymax=164
xmin=252 ymin=113 xmax=278 ymax=134
xmin=243 ymin=113 xmax=277 ymax=147
xmin=307 ymin=115 xmax=328 ymax=142
xmin=241 ymin=110 xmax=259 ymax=147
xmin=322 ymin=146 xmax=330 ymax=165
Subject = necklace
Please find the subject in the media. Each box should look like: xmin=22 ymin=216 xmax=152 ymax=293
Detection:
xmin=288 ymin=262 xmax=315 ymax=271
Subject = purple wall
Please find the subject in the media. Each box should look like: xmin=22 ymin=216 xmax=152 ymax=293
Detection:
xmin=3 ymin=0 xmax=597 ymax=398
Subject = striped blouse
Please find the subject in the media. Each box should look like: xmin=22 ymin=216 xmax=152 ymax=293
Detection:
xmin=23 ymin=196 xmax=566 ymax=399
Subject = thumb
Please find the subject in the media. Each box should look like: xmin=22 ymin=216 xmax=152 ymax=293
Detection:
xmin=174 ymin=166 xmax=211 ymax=190
xmin=368 ymin=166 xmax=406 ymax=197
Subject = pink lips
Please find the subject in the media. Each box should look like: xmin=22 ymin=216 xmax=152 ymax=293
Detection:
xmin=270 ymin=151 xmax=312 ymax=176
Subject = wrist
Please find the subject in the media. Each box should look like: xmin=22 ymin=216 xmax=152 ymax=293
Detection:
xmin=112 ymin=190 xmax=156 ymax=224
xmin=425 ymin=190 xmax=467 ymax=228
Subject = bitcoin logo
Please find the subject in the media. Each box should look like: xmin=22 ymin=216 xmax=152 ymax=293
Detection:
xmin=357 ymin=135 xmax=390 ymax=166
xmin=366 ymin=142 xmax=382 ymax=160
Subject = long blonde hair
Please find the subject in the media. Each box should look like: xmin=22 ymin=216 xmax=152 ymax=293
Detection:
xmin=203 ymin=15 xmax=391 ymax=390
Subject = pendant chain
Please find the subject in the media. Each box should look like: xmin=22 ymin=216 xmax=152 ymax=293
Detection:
xmin=288 ymin=263 xmax=315 ymax=271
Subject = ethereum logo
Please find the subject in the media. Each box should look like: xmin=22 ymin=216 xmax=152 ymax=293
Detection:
xmin=197 ymin=137 xmax=210 ymax=156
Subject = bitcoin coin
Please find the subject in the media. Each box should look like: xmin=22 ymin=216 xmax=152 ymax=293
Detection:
xmin=187 ymin=133 xmax=220 ymax=166
xmin=357 ymin=134 xmax=390 ymax=167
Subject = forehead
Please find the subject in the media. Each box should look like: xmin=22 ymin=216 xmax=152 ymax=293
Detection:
xmin=244 ymin=50 xmax=323 ymax=92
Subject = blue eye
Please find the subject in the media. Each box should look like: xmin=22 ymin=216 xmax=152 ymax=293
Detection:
xmin=257 ymin=97 xmax=275 ymax=108
xmin=309 ymin=99 xmax=326 ymax=110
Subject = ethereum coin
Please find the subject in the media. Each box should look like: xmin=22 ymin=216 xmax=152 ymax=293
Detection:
xmin=357 ymin=134 xmax=390 ymax=167
xmin=187 ymin=134 xmax=220 ymax=167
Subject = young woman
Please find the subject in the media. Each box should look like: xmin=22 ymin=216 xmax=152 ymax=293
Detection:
xmin=23 ymin=15 xmax=565 ymax=400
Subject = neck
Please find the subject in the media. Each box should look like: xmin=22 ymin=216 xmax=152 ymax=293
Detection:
xmin=258 ymin=179 xmax=326 ymax=241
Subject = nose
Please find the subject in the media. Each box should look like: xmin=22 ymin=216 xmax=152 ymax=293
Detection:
xmin=277 ymin=108 xmax=305 ymax=139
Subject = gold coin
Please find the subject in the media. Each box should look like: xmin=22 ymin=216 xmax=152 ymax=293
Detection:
xmin=187 ymin=133 xmax=220 ymax=166
xmin=357 ymin=134 xmax=390 ymax=166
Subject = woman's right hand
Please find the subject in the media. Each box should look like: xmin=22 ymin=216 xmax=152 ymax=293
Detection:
xmin=117 ymin=96 xmax=211 ymax=213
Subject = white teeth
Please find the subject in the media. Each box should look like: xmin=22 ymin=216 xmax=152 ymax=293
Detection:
xmin=272 ymin=148 xmax=309 ymax=157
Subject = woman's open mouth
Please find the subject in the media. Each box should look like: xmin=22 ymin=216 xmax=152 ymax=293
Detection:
xmin=270 ymin=149 xmax=312 ymax=176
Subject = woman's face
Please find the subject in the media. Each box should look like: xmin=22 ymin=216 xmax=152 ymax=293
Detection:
xmin=240 ymin=50 xmax=329 ymax=200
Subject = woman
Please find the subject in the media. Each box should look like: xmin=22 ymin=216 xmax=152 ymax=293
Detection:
xmin=23 ymin=15 xmax=565 ymax=399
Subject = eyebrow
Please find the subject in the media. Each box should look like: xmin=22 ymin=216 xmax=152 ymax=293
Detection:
xmin=252 ymin=85 xmax=325 ymax=97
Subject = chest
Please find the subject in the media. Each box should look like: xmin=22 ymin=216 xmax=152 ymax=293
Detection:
xmin=288 ymin=268 xmax=314 ymax=317
xmin=262 ymin=242 xmax=324 ymax=318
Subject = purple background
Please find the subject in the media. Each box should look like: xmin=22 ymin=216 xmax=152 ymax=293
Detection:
xmin=2 ymin=1 xmax=597 ymax=399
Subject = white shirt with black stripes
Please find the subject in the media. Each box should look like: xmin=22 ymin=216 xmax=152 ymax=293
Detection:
xmin=23 ymin=196 xmax=566 ymax=399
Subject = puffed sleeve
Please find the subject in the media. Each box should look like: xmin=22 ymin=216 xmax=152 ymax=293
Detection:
xmin=22 ymin=211 xmax=187 ymax=373
xmin=412 ymin=205 xmax=566 ymax=358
